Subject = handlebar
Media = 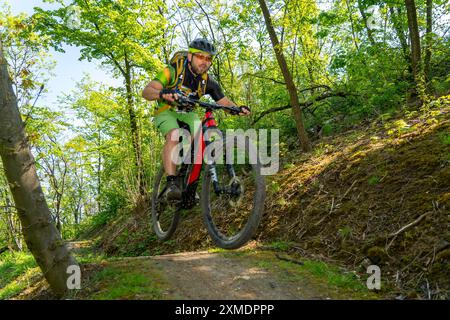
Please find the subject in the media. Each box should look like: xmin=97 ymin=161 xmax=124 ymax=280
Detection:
xmin=176 ymin=95 xmax=242 ymax=115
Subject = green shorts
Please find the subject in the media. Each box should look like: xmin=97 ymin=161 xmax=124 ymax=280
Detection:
xmin=154 ymin=109 xmax=202 ymax=137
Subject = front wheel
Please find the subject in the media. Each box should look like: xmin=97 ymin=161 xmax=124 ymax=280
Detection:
xmin=151 ymin=167 xmax=181 ymax=240
xmin=201 ymin=136 xmax=266 ymax=249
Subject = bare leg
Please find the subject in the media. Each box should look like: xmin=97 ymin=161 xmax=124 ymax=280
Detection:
xmin=163 ymin=128 xmax=179 ymax=176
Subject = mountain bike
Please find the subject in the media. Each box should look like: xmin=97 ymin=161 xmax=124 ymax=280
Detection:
xmin=151 ymin=95 xmax=266 ymax=249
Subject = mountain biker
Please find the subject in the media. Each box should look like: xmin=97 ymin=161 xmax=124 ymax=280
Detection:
xmin=142 ymin=38 xmax=250 ymax=201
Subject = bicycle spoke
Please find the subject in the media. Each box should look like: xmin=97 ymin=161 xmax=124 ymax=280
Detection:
xmin=151 ymin=168 xmax=181 ymax=240
xmin=201 ymin=135 xmax=265 ymax=249
xmin=208 ymin=163 xmax=256 ymax=238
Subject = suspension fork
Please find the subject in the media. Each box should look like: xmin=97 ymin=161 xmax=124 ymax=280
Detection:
xmin=204 ymin=132 xmax=221 ymax=193
xmin=204 ymin=133 xmax=237 ymax=194
xmin=202 ymin=110 xmax=238 ymax=195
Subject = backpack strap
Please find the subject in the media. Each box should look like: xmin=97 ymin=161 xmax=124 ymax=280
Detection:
xmin=173 ymin=58 xmax=187 ymax=91
xmin=198 ymin=73 xmax=208 ymax=97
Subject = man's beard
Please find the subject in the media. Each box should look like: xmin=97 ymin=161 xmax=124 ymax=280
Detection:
xmin=192 ymin=63 xmax=209 ymax=75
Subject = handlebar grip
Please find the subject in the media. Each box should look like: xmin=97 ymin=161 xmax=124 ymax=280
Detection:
xmin=228 ymin=107 xmax=241 ymax=115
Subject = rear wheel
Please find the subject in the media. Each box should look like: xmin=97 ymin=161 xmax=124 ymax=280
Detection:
xmin=201 ymin=135 xmax=266 ymax=249
xmin=151 ymin=167 xmax=181 ymax=240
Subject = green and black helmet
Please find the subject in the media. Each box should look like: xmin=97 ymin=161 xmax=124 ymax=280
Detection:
xmin=188 ymin=38 xmax=217 ymax=56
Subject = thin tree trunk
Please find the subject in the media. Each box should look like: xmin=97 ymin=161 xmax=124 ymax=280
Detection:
xmin=97 ymin=127 xmax=101 ymax=213
xmin=5 ymin=196 xmax=22 ymax=250
xmin=357 ymin=0 xmax=376 ymax=45
xmin=389 ymin=6 xmax=410 ymax=64
xmin=345 ymin=0 xmax=359 ymax=50
xmin=55 ymin=192 xmax=62 ymax=233
xmin=298 ymin=36 xmax=317 ymax=93
xmin=124 ymin=54 xmax=145 ymax=196
xmin=258 ymin=0 xmax=311 ymax=152
xmin=424 ymin=0 xmax=432 ymax=82
xmin=405 ymin=0 xmax=422 ymax=80
xmin=87 ymin=4 xmax=146 ymax=198
xmin=0 ymin=42 xmax=78 ymax=298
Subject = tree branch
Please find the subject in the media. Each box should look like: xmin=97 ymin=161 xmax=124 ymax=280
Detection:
xmin=252 ymin=91 xmax=348 ymax=124
xmin=243 ymin=72 xmax=286 ymax=85
xmin=298 ymin=85 xmax=331 ymax=94
xmin=23 ymin=84 xmax=44 ymax=127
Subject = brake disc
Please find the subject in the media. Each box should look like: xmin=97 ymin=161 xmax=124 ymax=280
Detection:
xmin=228 ymin=176 xmax=244 ymax=207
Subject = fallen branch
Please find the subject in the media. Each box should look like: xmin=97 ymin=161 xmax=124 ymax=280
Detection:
xmin=314 ymin=196 xmax=334 ymax=226
xmin=340 ymin=180 xmax=358 ymax=201
xmin=275 ymin=253 xmax=304 ymax=265
xmin=388 ymin=212 xmax=432 ymax=238
xmin=386 ymin=211 xmax=432 ymax=250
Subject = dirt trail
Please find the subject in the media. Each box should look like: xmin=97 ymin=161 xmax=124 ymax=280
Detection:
xmin=93 ymin=248 xmax=376 ymax=300
xmin=148 ymin=251 xmax=307 ymax=299
xmin=13 ymin=243 xmax=377 ymax=300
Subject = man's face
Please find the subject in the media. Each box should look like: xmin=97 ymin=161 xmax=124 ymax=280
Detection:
xmin=188 ymin=52 xmax=213 ymax=74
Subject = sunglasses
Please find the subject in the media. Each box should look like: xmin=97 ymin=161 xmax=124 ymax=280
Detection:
xmin=194 ymin=53 xmax=213 ymax=63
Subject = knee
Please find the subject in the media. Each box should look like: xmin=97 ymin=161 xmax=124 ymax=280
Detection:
xmin=166 ymin=129 xmax=181 ymax=143
xmin=166 ymin=128 xmax=192 ymax=144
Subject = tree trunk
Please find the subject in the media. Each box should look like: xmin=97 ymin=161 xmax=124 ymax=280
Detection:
xmin=97 ymin=127 xmax=102 ymax=213
xmin=345 ymin=0 xmax=359 ymax=50
xmin=257 ymin=0 xmax=311 ymax=152
xmin=2 ymin=190 xmax=17 ymax=250
xmin=389 ymin=6 xmax=410 ymax=64
xmin=424 ymin=0 xmax=432 ymax=82
xmin=405 ymin=0 xmax=422 ymax=80
xmin=124 ymin=55 xmax=146 ymax=196
xmin=0 ymin=42 xmax=78 ymax=298
xmin=7 ymin=201 xmax=23 ymax=251
xmin=55 ymin=192 xmax=62 ymax=233
xmin=357 ymin=0 xmax=376 ymax=45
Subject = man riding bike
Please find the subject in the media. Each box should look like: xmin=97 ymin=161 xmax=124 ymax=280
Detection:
xmin=142 ymin=38 xmax=250 ymax=201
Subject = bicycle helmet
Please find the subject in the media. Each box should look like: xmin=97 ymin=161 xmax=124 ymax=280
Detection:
xmin=188 ymin=38 xmax=217 ymax=56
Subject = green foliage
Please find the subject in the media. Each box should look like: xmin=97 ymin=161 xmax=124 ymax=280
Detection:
xmin=0 ymin=5 xmax=54 ymax=112
xmin=32 ymin=0 xmax=166 ymax=74
xmin=386 ymin=119 xmax=412 ymax=136
xmin=337 ymin=226 xmax=353 ymax=239
xmin=283 ymin=163 xmax=295 ymax=169
xmin=313 ymin=143 xmax=334 ymax=157
xmin=321 ymin=123 xmax=333 ymax=136
xmin=270 ymin=181 xmax=281 ymax=193
xmin=0 ymin=251 xmax=39 ymax=300
xmin=301 ymin=260 xmax=364 ymax=290
xmin=90 ymin=266 xmax=163 ymax=300
xmin=0 ymin=251 xmax=36 ymax=288
xmin=246 ymin=249 xmax=374 ymax=297
xmin=439 ymin=133 xmax=450 ymax=146
xmin=268 ymin=241 xmax=293 ymax=251
xmin=368 ymin=176 xmax=380 ymax=186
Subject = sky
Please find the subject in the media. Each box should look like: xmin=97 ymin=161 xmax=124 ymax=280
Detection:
xmin=7 ymin=0 xmax=123 ymax=109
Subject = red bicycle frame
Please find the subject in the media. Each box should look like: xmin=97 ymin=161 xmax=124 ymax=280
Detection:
xmin=186 ymin=110 xmax=217 ymax=185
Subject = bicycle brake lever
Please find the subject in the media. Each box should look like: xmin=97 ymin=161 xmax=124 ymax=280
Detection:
xmin=176 ymin=95 xmax=196 ymax=111
xmin=228 ymin=106 xmax=241 ymax=115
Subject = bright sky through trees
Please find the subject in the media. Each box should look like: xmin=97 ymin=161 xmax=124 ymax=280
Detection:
xmin=7 ymin=0 xmax=122 ymax=110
